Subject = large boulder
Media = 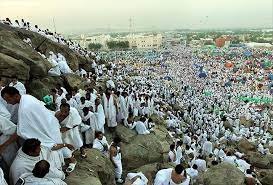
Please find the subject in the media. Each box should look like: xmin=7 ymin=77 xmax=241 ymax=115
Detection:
xmin=64 ymin=74 xmax=85 ymax=91
xmin=237 ymin=138 xmax=256 ymax=154
xmin=247 ymin=151 xmax=270 ymax=169
xmin=203 ymin=163 xmax=245 ymax=185
xmin=122 ymin=134 xmax=164 ymax=170
xmin=27 ymin=76 xmax=63 ymax=100
xmin=115 ymin=124 xmax=137 ymax=144
xmin=239 ymin=117 xmax=254 ymax=128
xmin=65 ymin=149 xmax=116 ymax=185
xmin=0 ymin=26 xmax=51 ymax=79
xmin=153 ymin=123 xmax=174 ymax=158
xmin=257 ymin=169 xmax=273 ymax=185
xmin=0 ymin=53 xmax=30 ymax=80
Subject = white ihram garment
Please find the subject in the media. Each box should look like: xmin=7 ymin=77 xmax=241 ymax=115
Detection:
xmin=18 ymin=95 xmax=62 ymax=148
xmin=103 ymin=94 xmax=117 ymax=128
xmin=60 ymin=107 xmax=83 ymax=149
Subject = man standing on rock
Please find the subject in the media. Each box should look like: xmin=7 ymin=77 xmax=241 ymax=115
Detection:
xmin=110 ymin=137 xmax=123 ymax=184
xmin=102 ymin=89 xmax=118 ymax=132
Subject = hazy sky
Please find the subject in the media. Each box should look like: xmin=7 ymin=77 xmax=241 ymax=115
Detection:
xmin=1 ymin=0 xmax=272 ymax=34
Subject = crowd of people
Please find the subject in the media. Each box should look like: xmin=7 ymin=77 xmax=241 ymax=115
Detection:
xmin=1 ymin=18 xmax=273 ymax=185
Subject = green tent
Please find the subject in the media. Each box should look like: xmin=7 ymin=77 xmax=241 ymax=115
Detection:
xmin=204 ymin=91 xmax=213 ymax=96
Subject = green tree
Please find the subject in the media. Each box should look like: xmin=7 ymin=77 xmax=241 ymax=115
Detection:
xmin=88 ymin=43 xmax=102 ymax=50
xmin=106 ymin=41 xmax=130 ymax=50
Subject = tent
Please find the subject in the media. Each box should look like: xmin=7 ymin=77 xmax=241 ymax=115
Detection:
xmin=262 ymin=60 xmax=272 ymax=69
xmin=225 ymin=81 xmax=232 ymax=87
xmin=244 ymin=50 xmax=252 ymax=57
xmin=204 ymin=91 xmax=213 ymax=96
xmin=198 ymin=72 xmax=207 ymax=78
xmin=164 ymin=76 xmax=172 ymax=81
xmin=224 ymin=61 xmax=234 ymax=68
xmin=269 ymin=73 xmax=273 ymax=81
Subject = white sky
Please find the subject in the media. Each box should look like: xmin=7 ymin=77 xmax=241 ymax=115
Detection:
xmin=0 ymin=0 xmax=272 ymax=34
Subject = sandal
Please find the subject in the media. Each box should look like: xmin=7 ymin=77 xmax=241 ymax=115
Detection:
xmin=66 ymin=162 xmax=77 ymax=173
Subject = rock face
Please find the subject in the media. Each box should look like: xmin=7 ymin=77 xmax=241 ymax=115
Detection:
xmin=0 ymin=23 xmax=95 ymax=100
xmin=115 ymin=124 xmax=137 ymax=144
xmin=247 ymin=151 xmax=270 ymax=169
xmin=0 ymin=28 xmax=51 ymax=79
xmin=203 ymin=163 xmax=245 ymax=185
xmin=122 ymin=134 xmax=164 ymax=170
xmin=258 ymin=169 xmax=273 ymax=185
xmin=65 ymin=149 xmax=116 ymax=185
xmin=0 ymin=53 xmax=30 ymax=80
xmin=1 ymin=23 xmax=91 ymax=72
xmin=27 ymin=76 xmax=63 ymax=100
xmin=237 ymin=138 xmax=256 ymax=154
xmin=64 ymin=74 xmax=86 ymax=91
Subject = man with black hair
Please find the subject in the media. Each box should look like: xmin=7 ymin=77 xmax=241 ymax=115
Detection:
xmin=19 ymin=160 xmax=67 ymax=185
xmin=154 ymin=164 xmax=190 ymax=185
xmin=10 ymin=139 xmax=66 ymax=185
xmin=110 ymin=137 xmax=123 ymax=183
xmin=194 ymin=155 xmax=207 ymax=172
xmin=93 ymin=131 xmax=109 ymax=156
xmin=185 ymin=164 xmax=198 ymax=182
xmin=168 ymin=144 xmax=176 ymax=163
xmin=1 ymin=87 xmax=63 ymax=149
xmin=55 ymin=103 xmax=84 ymax=170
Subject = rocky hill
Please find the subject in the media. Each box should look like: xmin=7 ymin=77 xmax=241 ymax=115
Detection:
xmin=0 ymin=23 xmax=93 ymax=99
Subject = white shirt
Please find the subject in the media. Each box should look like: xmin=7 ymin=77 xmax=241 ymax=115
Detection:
xmin=194 ymin=159 xmax=207 ymax=172
xmin=168 ymin=150 xmax=176 ymax=163
xmin=185 ymin=168 xmax=198 ymax=180
xmin=93 ymin=136 xmax=109 ymax=155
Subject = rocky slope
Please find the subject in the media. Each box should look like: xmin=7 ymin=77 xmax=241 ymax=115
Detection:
xmin=0 ymin=23 xmax=92 ymax=99
xmin=3 ymin=23 xmax=273 ymax=185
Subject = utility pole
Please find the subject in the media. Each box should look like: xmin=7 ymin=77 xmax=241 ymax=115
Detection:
xmin=53 ymin=17 xmax=56 ymax=33
xmin=129 ymin=17 xmax=132 ymax=35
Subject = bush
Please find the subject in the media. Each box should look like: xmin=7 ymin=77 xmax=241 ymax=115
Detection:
xmin=106 ymin=41 xmax=129 ymax=50
xmin=88 ymin=43 xmax=102 ymax=50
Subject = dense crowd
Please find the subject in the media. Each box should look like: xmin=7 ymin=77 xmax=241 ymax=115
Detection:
xmin=1 ymin=18 xmax=273 ymax=185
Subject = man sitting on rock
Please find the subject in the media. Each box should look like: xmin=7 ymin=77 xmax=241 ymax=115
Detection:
xmin=93 ymin=131 xmax=109 ymax=156
xmin=19 ymin=160 xmax=67 ymax=185
xmin=9 ymin=139 xmax=66 ymax=185
xmin=128 ymin=117 xmax=150 ymax=135
xmin=154 ymin=164 xmax=190 ymax=185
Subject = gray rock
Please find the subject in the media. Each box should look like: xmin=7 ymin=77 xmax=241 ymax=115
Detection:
xmin=203 ymin=163 xmax=245 ymax=185
xmin=0 ymin=53 xmax=30 ymax=80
